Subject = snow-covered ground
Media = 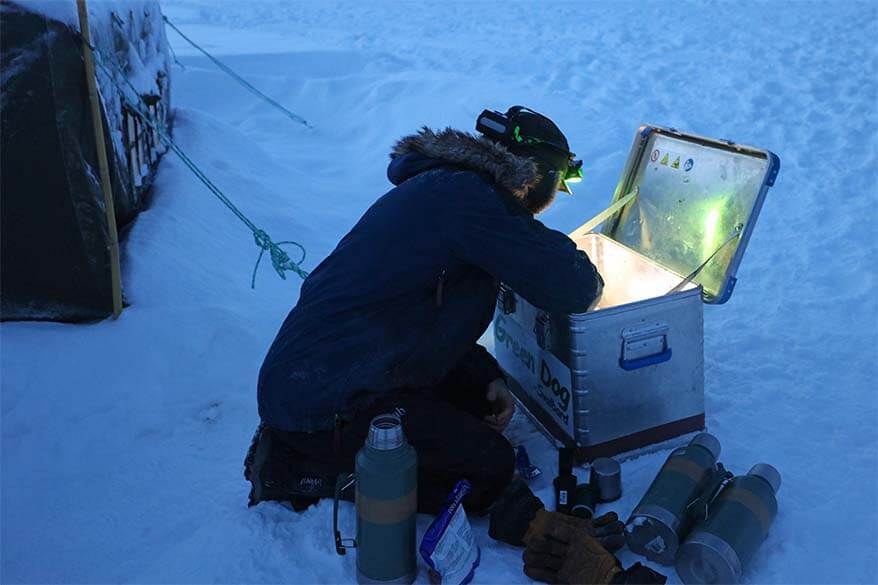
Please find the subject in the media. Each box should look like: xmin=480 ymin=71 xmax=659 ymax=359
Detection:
xmin=2 ymin=1 xmax=877 ymax=583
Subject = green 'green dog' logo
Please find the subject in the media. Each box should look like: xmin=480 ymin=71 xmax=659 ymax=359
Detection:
xmin=540 ymin=359 xmax=571 ymax=412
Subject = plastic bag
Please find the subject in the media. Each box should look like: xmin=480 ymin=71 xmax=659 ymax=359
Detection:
xmin=419 ymin=480 xmax=480 ymax=585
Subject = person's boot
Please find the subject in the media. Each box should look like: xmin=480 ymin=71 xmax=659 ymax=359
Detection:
xmin=243 ymin=423 xmax=338 ymax=511
xmin=242 ymin=422 xmax=264 ymax=483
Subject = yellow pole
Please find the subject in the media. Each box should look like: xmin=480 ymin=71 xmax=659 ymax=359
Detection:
xmin=76 ymin=0 xmax=123 ymax=318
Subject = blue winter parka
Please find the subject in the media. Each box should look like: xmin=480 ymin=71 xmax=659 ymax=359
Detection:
xmin=257 ymin=128 xmax=604 ymax=432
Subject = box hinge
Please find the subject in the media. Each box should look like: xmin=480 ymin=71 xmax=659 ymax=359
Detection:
xmin=534 ymin=312 xmax=551 ymax=350
xmin=498 ymin=283 xmax=516 ymax=315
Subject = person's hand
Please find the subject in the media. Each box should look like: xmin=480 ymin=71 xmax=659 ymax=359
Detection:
xmin=484 ymin=378 xmax=515 ymax=432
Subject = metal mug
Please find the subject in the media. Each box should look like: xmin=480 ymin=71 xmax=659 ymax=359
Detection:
xmin=590 ymin=457 xmax=622 ymax=502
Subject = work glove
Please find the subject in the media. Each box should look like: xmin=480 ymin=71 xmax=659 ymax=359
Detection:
xmin=526 ymin=506 xmax=626 ymax=552
xmin=523 ymin=523 xmax=667 ymax=584
xmin=488 ymin=479 xmax=625 ymax=551
xmin=523 ymin=524 xmax=620 ymax=584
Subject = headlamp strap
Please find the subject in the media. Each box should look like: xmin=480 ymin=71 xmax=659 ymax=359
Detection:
xmin=477 ymin=109 xmax=572 ymax=156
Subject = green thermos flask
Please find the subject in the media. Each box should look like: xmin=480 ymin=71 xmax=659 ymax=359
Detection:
xmin=676 ymin=463 xmax=781 ymax=584
xmin=333 ymin=413 xmax=418 ymax=584
xmin=625 ymin=433 xmax=722 ymax=565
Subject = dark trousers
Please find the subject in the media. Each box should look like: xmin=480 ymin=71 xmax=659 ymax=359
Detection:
xmin=270 ymin=351 xmax=515 ymax=515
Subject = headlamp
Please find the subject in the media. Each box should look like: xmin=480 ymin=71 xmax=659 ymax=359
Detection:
xmin=560 ymin=158 xmax=584 ymax=194
xmin=476 ymin=108 xmax=584 ymax=194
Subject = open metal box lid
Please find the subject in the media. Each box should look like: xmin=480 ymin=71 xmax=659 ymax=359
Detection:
xmin=593 ymin=125 xmax=779 ymax=304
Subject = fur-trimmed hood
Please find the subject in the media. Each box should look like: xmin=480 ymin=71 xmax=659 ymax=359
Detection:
xmin=390 ymin=127 xmax=547 ymax=211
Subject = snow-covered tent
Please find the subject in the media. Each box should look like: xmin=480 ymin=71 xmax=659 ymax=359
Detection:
xmin=1 ymin=0 xmax=172 ymax=321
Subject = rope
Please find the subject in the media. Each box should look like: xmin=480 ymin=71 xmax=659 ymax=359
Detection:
xmin=166 ymin=39 xmax=186 ymax=70
xmin=162 ymin=16 xmax=311 ymax=129
xmin=88 ymin=43 xmax=310 ymax=286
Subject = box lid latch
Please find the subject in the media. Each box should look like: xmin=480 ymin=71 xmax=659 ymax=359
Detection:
xmin=534 ymin=313 xmax=551 ymax=350
xmin=498 ymin=283 xmax=516 ymax=315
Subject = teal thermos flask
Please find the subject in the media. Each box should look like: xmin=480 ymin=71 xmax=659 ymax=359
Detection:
xmin=676 ymin=463 xmax=781 ymax=584
xmin=625 ymin=433 xmax=722 ymax=565
xmin=334 ymin=413 xmax=418 ymax=584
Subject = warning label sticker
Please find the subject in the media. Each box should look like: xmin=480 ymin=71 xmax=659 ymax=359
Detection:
xmin=654 ymin=149 xmax=688 ymax=172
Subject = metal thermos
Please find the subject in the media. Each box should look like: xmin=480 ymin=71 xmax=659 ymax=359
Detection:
xmin=626 ymin=433 xmax=722 ymax=565
xmin=334 ymin=414 xmax=418 ymax=584
xmin=676 ymin=463 xmax=781 ymax=584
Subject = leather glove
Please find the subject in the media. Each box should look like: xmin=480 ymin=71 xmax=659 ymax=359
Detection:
xmin=489 ymin=480 xmax=625 ymax=551
xmin=523 ymin=523 xmax=621 ymax=584
xmin=525 ymin=508 xmax=626 ymax=552
xmin=523 ymin=523 xmax=668 ymax=585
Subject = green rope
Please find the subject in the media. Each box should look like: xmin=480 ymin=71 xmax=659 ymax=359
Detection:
xmin=88 ymin=44 xmax=310 ymax=286
xmin=162 ymin=16 xmax=311 ymax=129
xmin=166 ymin=39 xmax=186 ymax=71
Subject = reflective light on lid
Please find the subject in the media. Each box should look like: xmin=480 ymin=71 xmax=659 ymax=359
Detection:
xmin=367 ymin=414 xmax=406 ymax=450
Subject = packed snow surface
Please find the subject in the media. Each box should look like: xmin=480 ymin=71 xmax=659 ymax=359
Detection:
xmin=2 ymin=1 xmax=876 ymax=583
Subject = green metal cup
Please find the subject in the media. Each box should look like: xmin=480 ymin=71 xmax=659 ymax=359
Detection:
xmin=625 ymin=433 xmax=721 ymax=565
xmin=334 ymin=414 xmax=418 ymax=584
xmin=676 ymin=464 xmax=781 ymax=584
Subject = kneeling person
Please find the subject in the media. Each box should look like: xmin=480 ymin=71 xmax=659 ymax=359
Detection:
xmin=245 ymin=106 xmax=603 ymax=515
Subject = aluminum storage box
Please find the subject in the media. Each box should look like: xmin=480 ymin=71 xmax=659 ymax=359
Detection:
xmin=493 ymin=126 xmax=779 ymax=461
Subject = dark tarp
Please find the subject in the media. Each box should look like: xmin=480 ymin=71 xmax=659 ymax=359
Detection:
xmin=0 ymin=1 xmax=171 ymax=321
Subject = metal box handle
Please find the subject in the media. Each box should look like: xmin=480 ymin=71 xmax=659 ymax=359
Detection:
xmin=619 ymin=322 xmax=672 ymax=371
xmin=333 ymin=473 xmax=357 ymax=555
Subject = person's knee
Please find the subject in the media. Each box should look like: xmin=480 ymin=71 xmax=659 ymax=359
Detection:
xmin=464 ymin=431 xmax=515 ymax=511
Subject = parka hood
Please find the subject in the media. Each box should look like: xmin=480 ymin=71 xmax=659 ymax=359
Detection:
xmin=389 ymin=127 xmax=549 ymax=212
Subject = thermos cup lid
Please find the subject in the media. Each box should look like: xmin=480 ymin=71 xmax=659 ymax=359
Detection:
xmin=366 ymin=413 xmax=405 ymax=450
xmin=748 ymin=463 xmax=781 ymax=494
xmin=690 ymin=433 xmax=721 ymax=460
xmin=570 ymin=483 xmax=598 ymax=519
xmin=590 ymin=457 xmax=622 ymax=502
